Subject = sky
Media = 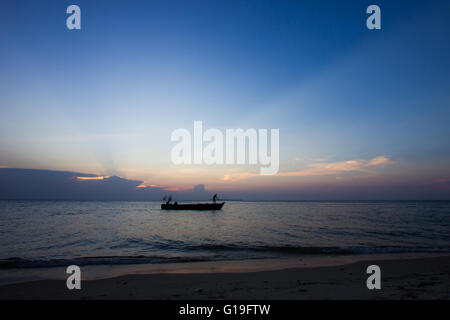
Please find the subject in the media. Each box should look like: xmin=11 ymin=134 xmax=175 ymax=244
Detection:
xmin=1 ymin=0 xmax=450 ymax=200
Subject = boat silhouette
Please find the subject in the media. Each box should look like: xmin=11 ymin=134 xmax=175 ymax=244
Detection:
xmin=161 ymin=202 xmax=225 ymax=210
xmin=161 ymin=194 xmax=224 ymax=210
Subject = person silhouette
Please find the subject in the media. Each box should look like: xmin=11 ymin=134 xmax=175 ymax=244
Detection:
xmin=213 ymin=194 xmax=218 ymax=203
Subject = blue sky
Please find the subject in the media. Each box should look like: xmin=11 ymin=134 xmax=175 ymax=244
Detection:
xmin=1 ymin=0 xmax=450 ymax=199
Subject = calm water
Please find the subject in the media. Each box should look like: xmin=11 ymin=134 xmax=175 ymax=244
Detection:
xmin=1 ymin=201 xmax=449 ymax=268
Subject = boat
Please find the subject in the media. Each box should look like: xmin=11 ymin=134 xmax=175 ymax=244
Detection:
xmin=161 ymin=202 xmax=225 ymax=210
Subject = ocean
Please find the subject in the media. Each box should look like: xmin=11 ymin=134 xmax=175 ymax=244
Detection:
xmin=1 ymin=200 xmax=449 ymax=271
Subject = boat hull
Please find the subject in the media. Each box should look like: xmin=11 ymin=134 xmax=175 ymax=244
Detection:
xmin=161 ymin=202 xmax=224 ymax=210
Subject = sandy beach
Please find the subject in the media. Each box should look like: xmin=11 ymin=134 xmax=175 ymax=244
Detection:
xmin=1 ymin=255 xmax=449 ymax=300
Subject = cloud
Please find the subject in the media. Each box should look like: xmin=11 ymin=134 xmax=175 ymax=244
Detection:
xmin=0 ymin=168 xmax=217 ymax=201
xmin=193 ymin=184 xmax=206 ymax=192
xmin=222 ymin=172 xmax=257 ymax=181
xmin=0 ymin=168 xmax=164 ymax=200
xmin=368 ymin=156 xmax=390 ymax=166
xmin=423 ymin=178 xmax=450 ymax=191
xmin=280 ymin=156 xmax=391 ymax=177
xmin=136 ymin=183 xmax=161 ymax=188
xmin=222 ymin=156 xmax=392 ymax=181
xmin=77 ymin=176 xmax=110 ymax=181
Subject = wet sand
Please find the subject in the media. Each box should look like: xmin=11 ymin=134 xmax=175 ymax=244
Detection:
xmin=0 ymin=255 xmax=449 ymax=300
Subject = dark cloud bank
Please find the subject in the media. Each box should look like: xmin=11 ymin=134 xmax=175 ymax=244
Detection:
xmin=0 ymin=168 xmax=211 ymax=201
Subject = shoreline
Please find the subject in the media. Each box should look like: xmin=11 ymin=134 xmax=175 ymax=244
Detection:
xmin=0 ymin=252 xmax=446 ymax=285
xmin=1 ymin=254 xmax=449 ymax=299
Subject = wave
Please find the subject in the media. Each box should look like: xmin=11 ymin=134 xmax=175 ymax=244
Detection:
xmin=0 ymin=255 xmax=218 ymax=269
xmin=178 ymin=244 xmax=450 ymax=255
xmin=110 ymin=238 xmax=450 ymax=254
xmin=1 ymin=245 xmax=450 ymax=269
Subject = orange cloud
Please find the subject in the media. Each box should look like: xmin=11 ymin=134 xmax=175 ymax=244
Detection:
xmin=222 ymin=172 xmax=256 ymax=181
xmin=76 ymin=176 xmax=110 ymax=181
xmin=136 ymin=183 xmax=160 ymax=188
xmin=222 ymin=156 xmax=392 ymax=181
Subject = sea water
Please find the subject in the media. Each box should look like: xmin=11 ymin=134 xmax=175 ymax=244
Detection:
xmin=1 ymin=200 xmax=449 ymax=270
